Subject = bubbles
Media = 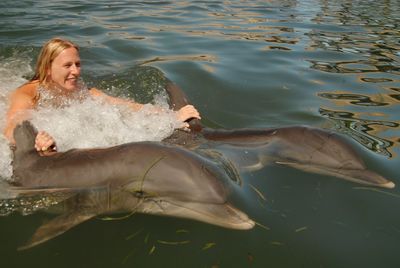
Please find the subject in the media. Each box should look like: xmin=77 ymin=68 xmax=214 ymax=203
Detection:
xmin=0 ymin=191 xmax=68 ymax=216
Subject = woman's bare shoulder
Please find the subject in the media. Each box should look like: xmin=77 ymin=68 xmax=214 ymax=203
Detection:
xmin=14 ymin=80 xmax=40 ymax=96
xmin=9 ymin=80 xmax=40 ymax=106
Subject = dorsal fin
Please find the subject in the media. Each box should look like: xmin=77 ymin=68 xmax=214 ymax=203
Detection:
xmin=13 ymin=121 xmax=37 ymax=155
xmin=164 ymin=82 xmax=202 ymax=131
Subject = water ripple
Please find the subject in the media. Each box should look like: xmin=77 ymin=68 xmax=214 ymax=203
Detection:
xmin=319 ymin=107 xmax=398 ymax=157
xmin=318 ymin=92 xmax=389 ymax=106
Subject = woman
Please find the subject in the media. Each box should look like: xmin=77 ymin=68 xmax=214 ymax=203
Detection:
xmin=4 ymin=38 xmax=201 ymax=154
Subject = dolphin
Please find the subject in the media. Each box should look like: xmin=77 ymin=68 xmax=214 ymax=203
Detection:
xmin=8 ymin=121 xmax=254 ymax=249
xmin=163 ymin=83 xmax=395 ymax=189
xmin=200 ymin=127 xmax=394 ymax=188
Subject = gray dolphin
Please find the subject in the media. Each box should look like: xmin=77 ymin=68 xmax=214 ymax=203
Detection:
xmin=9 ymin=121 xmax=254 ymax=249
xmin=163 ymin=83 xmax=395 ymax=189
xmin=201 ymin=127 xmax=394 ymax=188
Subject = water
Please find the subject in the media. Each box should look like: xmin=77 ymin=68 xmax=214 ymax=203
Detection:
xmin=0 ymin=0 xmax=399 ymax=267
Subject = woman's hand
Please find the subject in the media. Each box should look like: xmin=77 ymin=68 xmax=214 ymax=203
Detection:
xmin=176 ymin=105 xmax=201 ymax=122
xmin=35 ymin=131 xmax=57 ymax=154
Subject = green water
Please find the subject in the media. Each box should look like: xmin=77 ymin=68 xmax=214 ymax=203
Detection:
xmin=0 ymin=1 xmax=399 ymax=267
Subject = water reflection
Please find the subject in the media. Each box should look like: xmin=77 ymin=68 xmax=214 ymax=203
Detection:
xmin=388 ymin=87 xmax=400 ymax=101
xmin=309 ymin=59 xmax=399 ymax=74
xmin=305 ymin=0 xmax=399 ymax=157
xmin=319 ymin=107 xmax=397 ymax=157
xmin=318 ymin=92 xmax=388 ymax=106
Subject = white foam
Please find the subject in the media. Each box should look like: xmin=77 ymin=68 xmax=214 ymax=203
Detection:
xmin=30 ymin=96 xmax=181 ymax=150
xmin=0 ymin=54 xmax=32 ymax=180
xmin=0 ymin=54 xmax=183 ymax=181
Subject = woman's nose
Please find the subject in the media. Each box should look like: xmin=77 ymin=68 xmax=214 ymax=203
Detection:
xmin=71 ymin=64 xmax=80 ymax=75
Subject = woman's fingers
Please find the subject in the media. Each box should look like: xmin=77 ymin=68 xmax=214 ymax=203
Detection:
xmin=35 ymin=131 xmax=57 ymax=152
xmin=176 ymin=105 xmax=201 ymax=122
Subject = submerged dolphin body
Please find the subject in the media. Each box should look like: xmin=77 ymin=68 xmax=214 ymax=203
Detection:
xmin=163 ymin=83 xmax=395 ymax=189
xmin=14 ymin=183 xmax=253 ymax=250
xmin=10 ymin=121 xmax=254 ymax=249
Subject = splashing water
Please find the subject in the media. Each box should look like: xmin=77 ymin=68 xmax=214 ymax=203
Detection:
xmin=0 ymin=52 xmax=33 ymax=180
xmin=0 ymin=54 xmax=183 ymax=181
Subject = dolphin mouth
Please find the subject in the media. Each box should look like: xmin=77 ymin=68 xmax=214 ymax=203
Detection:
xmin=141 ymin=198 xmax=255 ymax=230
xmin=275 ymin=161 xmax=395 ymax=189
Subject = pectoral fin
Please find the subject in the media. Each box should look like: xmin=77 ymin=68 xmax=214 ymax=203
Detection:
xmin=18 ymin=212 xmax=96 ymax=250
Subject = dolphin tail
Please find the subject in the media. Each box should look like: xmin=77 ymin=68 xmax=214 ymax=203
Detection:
xmin=276 ymin=161 xmax=395 ymax=189
xmin=18 ymin=212 xmax=95 ymax=250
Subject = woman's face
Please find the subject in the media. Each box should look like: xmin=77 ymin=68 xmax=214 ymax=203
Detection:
xmin=47 ymin=47 xmax=81 ymax=92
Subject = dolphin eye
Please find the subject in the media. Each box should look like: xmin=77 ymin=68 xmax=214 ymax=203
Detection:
xmin=134 ymin=190 xmax=145 ymax=198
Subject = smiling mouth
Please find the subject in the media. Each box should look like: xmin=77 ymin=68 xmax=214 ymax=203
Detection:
xmin=66 ymin=77 xmax=78 ymax=83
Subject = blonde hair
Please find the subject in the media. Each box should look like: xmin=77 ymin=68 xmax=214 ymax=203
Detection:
xmin=32 ymin=38 xmax=79 ymax=83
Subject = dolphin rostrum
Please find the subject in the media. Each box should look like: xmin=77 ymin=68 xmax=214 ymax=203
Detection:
xmin=9 ymin=121 xmax=254 ymax=249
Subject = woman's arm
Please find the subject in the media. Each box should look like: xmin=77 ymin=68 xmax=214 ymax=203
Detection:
xmin=89 ymin=87 xmax=201 ymax=123
xmin=89 ymin=88 xmax=144 ymax=111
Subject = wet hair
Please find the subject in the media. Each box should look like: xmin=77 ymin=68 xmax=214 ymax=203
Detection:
xmin=31 ymin=37 xmax=79 ymax=83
